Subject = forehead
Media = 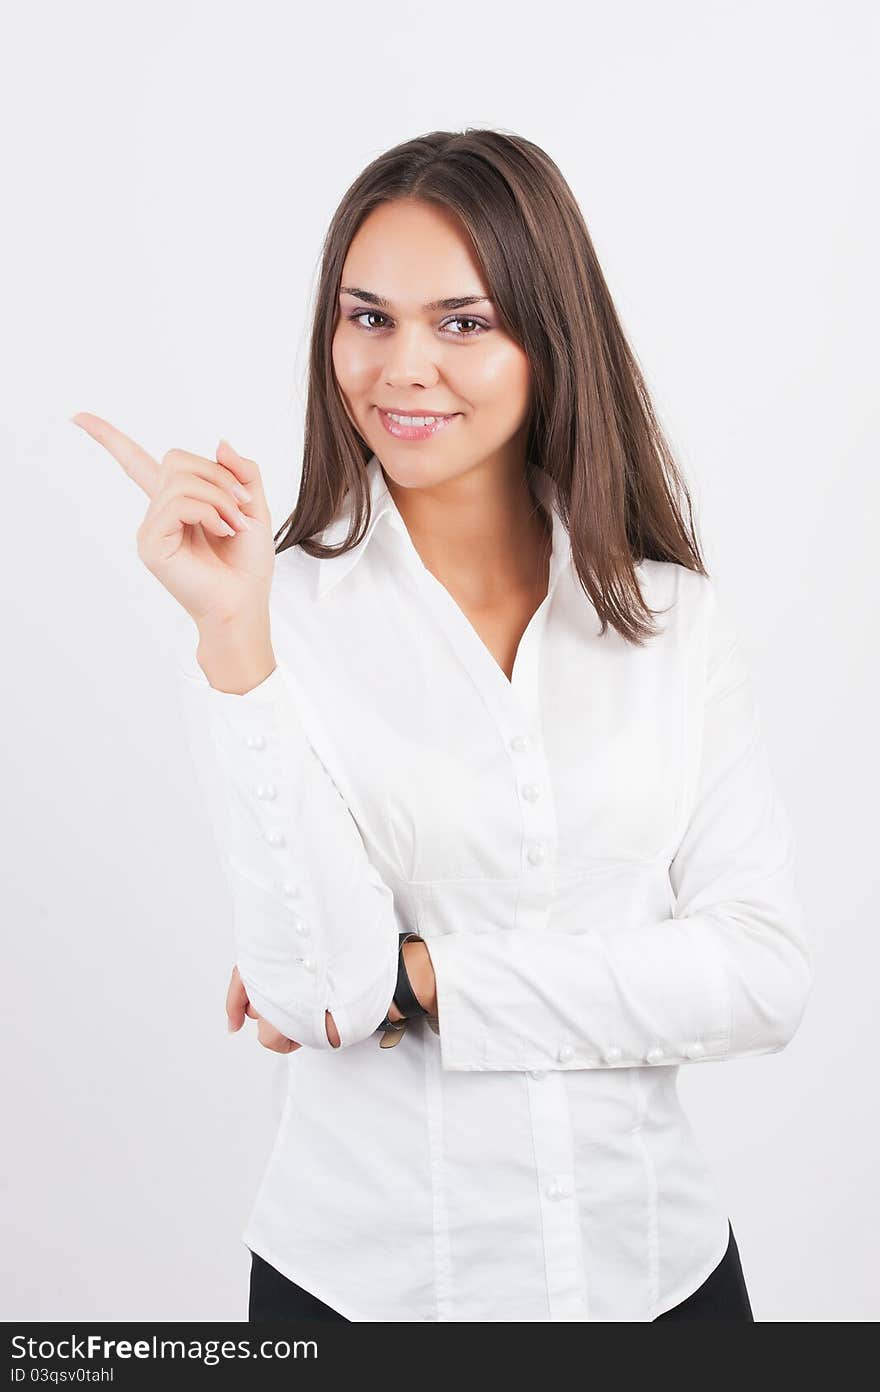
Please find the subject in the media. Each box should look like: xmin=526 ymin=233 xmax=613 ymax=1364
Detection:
xmin=340 ymin=200 xmax=488 ymax=303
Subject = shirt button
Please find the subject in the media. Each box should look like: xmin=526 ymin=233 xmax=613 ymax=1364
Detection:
xmin=645 ymin=1045 xmax=665 ymax=1065
xmin=245 ymin=733 xmax=266 ymax=750
xmin=529 ymin=1069 xmax=547 ymax=1080
xmin=293 ymin=917 xmax=310 ymax=938
xmin=557 ymin=1043 xmax=574 ymax=1063
xmin=685 ymin=1040 xmax=705 ymax=1059
xmin=546 ymin=1177 xmax=571 ymax=1200
xmin=281 ymin=882 xmax=300 ymax=899
xmin=255 ymin=783 xmax=278 ymax=800
xmin=510 ymin=734 xmax=530 ymax=753
xmin=602 ymin=1045 xmax=622 ymax=1064
xmin=264 ymin=829 xmax=286 ymax=848
xmin=526 ymin=841 xmax=546 ymax=866
xmin=301 ymin=957 xmax=317 ymax=973
xmin=521 ymin=782 xmax=542 ymax=802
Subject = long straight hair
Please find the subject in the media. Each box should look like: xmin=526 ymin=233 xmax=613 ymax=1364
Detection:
xmin=275 ymin=128 xmax=708 ymax=644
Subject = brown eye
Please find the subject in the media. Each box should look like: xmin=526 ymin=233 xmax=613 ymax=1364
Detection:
xmin=442 ymin=317 xmax=488 ymax=336
xmin=348 ymin=311 xmax=391 ymax=331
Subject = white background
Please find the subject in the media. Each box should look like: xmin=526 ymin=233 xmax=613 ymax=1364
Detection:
xmin=2 ymin=0 xmax=876 ymax=1321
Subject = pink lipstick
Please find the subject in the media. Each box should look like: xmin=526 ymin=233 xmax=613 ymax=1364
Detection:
xmin=377 ymin=407 xmax=461 ymax=442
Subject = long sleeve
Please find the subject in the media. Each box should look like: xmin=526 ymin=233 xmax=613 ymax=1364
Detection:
xmin=427 ymin=585 xmax=814 ymax=1072
xmin=174 ymin=622 xmax=401 ymax=1051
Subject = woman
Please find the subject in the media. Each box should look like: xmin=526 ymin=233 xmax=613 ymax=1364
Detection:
xmin=72 ymin=128 xmax=812 ymax=1322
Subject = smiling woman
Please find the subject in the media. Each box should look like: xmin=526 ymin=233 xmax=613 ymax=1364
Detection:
xmin=74 ymin=126 xmax=810 ymax=1324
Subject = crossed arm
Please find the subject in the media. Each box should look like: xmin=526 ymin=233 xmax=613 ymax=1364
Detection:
xmin=180 ymin=579 xmax=812 ymax=1072
xmin=226 ymin=939 xmax=438 ymax=1052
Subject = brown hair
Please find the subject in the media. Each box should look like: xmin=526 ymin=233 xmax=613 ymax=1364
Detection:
xmin=274 ymin=127 xmax=708 ymax=644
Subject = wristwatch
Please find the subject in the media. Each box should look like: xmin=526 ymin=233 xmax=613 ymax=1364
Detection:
xmin=391 ymin=930 xmax=429 ymax=1019
xmin=377 ymin=931 xmax=428 ymax=1047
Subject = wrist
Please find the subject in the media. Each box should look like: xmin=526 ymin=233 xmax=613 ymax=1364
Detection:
xmin=196 ymin=617 xmax=274 ymax=695
xmin=401 ymin=939 xmax=436 ymax=1015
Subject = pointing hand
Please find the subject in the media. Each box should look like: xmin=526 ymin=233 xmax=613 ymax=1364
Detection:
xmin=71 ymin=413 xmax=275 ymax=627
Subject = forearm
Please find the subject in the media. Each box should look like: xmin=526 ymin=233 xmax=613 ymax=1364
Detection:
xmin=191 ymin=617 xmax=433 ymax=1052
xmin=178 ymin=627 xmax=401 ymax=1052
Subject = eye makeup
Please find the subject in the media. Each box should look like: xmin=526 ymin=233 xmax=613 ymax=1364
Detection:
xmin=346 ymin=309 xmax=491 ymax=338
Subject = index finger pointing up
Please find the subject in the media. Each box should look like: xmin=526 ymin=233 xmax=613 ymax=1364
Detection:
xmin=71 ymin=412 xmax=160 ymax=498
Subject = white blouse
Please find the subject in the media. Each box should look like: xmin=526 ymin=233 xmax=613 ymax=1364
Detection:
xmin=175 ymin=451 xmax=813 ymax=1322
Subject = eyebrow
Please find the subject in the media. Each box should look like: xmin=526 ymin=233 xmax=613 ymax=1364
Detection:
xmin=339 ymin=286 xmax=493 ymax=312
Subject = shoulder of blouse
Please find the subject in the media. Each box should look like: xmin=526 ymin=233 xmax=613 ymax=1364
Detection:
xmin=636 ymin=558 xmax=715 ymax=630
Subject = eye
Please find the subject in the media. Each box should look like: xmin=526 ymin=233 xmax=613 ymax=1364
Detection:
xmin=346 ymin=311 xmax=489 ymax=338
xmin=441 ymin=316 xmax=489 ymax=337
xmin=347 ymin=310 xmax=390 ymax=332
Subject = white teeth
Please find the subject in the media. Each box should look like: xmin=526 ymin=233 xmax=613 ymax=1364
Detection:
xmin=386 ymin=412 xmax=445 ymax=426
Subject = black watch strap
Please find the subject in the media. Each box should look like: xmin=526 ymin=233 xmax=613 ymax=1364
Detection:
xmin=393 ymin=930 xmax=429 ymax=1018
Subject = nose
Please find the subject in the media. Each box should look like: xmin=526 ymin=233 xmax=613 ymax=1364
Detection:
xmin=380 ymin=322 xmax=442 ymax=388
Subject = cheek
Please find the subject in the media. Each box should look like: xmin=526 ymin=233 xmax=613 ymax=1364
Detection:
xmin=331 ymin=330 xmax=374 ymax=392
xmin=460 ymin=341 xmax=531 ymax=419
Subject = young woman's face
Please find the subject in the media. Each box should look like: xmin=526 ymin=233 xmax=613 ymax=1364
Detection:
xmin=332 ymin=198 xmax=532 ymax=489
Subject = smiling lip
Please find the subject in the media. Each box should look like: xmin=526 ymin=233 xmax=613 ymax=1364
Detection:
xmin=377 ymin=406 xmax=461 ymax=442
xmin=377 ymin=406 xmax=458 ymax=417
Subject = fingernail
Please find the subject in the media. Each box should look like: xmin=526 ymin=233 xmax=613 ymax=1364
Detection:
xmin=218 ymin=438 xmax=237 ymax=455
xmin=227 ymin=1018 xmax=235 ymax=1032
xmin=231 ymin=483 xmax=252 ymax=503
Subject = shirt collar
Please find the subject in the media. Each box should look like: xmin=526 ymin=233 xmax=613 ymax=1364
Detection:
xmin=315 ymin=452 xmax=572 ymax=600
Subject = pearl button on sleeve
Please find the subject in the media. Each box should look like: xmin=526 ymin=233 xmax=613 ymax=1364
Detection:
xmin=175 ymin=636 xmax=401 ymax=1050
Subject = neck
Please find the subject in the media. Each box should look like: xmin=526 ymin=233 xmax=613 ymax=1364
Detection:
xmin=384 ymin=459 xmax=551 ymax=606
